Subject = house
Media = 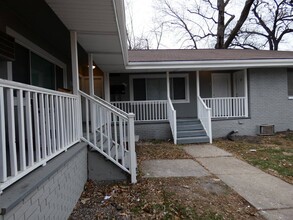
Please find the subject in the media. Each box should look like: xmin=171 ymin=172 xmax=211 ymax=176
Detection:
xmin=0 ymin=0 xmax=293 ymax=219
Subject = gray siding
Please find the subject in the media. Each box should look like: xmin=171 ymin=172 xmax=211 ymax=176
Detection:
xmin=135 ymin=122 xmax=172 ymax=140
xmin=212 ymin=68 xmax=293 ymax=138
xmin=174 ymin=72 xmax=197 ymax=118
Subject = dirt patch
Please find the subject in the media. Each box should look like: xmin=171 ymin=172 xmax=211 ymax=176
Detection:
xmin=70 ymin=141 xmax=265 ymax=220
xmin=215 ymin=131 xmax=293 ymax=184
xmin=70 ymin=177 xmax=263 ymax=220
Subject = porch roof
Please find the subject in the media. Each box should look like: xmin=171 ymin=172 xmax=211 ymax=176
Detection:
xmin=125 ymin=49 xmax=293 ymax=72
xmin=45 ymin=0 xmax=128 ymax=73
xmin=128 ymin=49 xmax=293 ymax=62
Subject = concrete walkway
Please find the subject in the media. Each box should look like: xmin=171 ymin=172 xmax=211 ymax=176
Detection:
xmin=184 ymin=145 xmax=293 ymax=220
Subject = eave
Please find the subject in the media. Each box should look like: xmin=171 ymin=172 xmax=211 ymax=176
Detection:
xmin=125 ymin=59 xmax=293 ymax=72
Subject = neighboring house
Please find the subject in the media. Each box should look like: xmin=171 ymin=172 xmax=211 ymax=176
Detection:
xmin=0 ymin=0 xmax=293 ymax=219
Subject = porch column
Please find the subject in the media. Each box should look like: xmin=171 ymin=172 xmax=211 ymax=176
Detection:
xmin=166 ymin=71 xmax=170 ymax=99
xmin=70 ymin=31 xmax=82 ymax=137
xmin=244 ymin=69 xmax=249 ymax=117
xmin=196 ymin=71 xmax=200 ymax=97
xmin=88 ymin=54 xmax=96 ymax=134
xmin=70 ymin=31 xmax=80 ymax=95
xmin=104 ymin=72 xmax=110 ymax=102
xmin=88 ymin=54 xmax=94 ymax=96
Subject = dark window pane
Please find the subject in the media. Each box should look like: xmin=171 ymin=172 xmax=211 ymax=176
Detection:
xmin=133 ymin=79 xmax=146 ymax=100
xmin=56 ymin=65 xmax=64 ymax=89
xmin=172 ymin=77 xmax=185 ymax=100
xmin=288 ymin=69 xmax=293 ymax=96
xmin=31 ymin=53 xmax=55 ymax=90
xmin=12 ymin=44 xmax=30 ymax=84
xmin=146 ymin=78 xmax=167 ymax=100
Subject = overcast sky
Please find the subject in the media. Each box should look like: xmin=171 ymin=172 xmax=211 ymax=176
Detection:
xmin=126 ymin=0 xmax=293 ymax=50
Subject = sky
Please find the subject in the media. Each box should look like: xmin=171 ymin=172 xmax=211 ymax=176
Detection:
xmin=126 ymin=0 xmax=293 ymax=51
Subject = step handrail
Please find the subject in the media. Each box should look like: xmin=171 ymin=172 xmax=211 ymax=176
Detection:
xmin=197 ymin=96 xmax=212 ymax=143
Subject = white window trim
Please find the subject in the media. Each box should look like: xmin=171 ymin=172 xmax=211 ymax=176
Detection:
xmin=6 ymin=27 xmax=67 ymax=87
xmin=129 ymin=73 xmax=190 ymax=103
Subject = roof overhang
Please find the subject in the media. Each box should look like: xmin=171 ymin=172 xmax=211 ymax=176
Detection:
xmin=45 ymin=0 xmax=128 ymax=73
xmin=124 ymin=59 xmax=293 ymax=72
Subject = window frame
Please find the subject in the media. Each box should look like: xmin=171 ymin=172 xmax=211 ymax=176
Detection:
xmin=129 ymin=73 xmax=190 ymax=103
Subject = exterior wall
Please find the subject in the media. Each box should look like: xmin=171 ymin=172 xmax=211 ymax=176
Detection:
xmin=135 ymin=122 xmax=172 ymax=140
xmin=0 ymin=145 xmax=87 ymax=220
xmin=173 ymin=72 xmax=197 ymax=118
xmin=212 ymin=68 xmax=293 ymax=138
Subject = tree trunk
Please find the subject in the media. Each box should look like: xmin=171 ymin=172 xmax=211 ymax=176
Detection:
xmin=216 ymin=0 xmax=225 ymax=49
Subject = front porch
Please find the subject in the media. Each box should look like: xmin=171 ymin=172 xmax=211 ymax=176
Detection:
xmin=108 ymin=70 xmax=249 ymax=144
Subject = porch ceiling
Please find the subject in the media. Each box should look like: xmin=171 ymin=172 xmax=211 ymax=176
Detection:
xmin=45 ymin=0 xmax=127 ymax=73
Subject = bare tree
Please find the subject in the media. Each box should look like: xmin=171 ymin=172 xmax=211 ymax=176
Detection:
xmin=235 ymin=0 xmax=293 ymax=50
xmin=125 ymin=0 xmax=164 ymax=50
xmin=155 ymin=0 xmax=254 ymax=49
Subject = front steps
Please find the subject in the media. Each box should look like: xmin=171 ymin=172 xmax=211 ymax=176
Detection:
xmin=177 ymin=118 xmax=210 ymax=144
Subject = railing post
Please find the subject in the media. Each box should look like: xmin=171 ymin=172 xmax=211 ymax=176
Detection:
xmin=208 ymin=109 xmax=212 ymax=144
xmin=128 ymin=113 xmax=137 ymax=183
xmin=0 ymin=87 xmax=7 ymax=183
xmin=173 ymin=110 xmax=177 ymax=145
xmin=244 ymin=69 xmax=249 ymax=117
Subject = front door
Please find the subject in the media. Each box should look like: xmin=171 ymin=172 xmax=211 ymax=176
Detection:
xmin=212 ymin=73 xmax=231 ymax=97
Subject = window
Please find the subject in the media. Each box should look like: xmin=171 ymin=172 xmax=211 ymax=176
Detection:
xmin=288 ymin=68 xmax=293 ymax=98
xmin=7 ymin=28 xmax=66 ymax=90
xmin=130 ymin=74 xmax=189 ymax=103
xmin=12 ymin=43 xmax=65 ymax=90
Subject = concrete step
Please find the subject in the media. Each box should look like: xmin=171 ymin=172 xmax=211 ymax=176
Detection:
xmin=177 ymin=136 xmax=210 ymax=144
xmin=177 ymin=119 xmax=201 ymax=126
xmin=177 ymin=129 xmax=207 ymax=138
xmin=177 ymin=123 xmax=204 ymax=131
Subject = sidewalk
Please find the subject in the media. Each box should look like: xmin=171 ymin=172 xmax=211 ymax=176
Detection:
xmin=184 ymin=145 xmax=293 ymax=220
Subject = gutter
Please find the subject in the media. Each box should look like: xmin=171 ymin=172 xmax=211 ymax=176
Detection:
xmin=125 ymin=59 xmax=293 ymax=71
xmin=112 ymin=0 xmax=129 ymax=67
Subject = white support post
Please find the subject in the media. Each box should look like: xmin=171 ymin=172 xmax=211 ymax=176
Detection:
xmin=166 ymin=71 xmax=170 ymax=99
xmin=196 ymin=71 xmax=200 ymax=97
xmin=128 ymin=113 xmax=137 ymax=183
xmin=88 ymin=54 xmax=96 ymax=134
xmin=244 ymin=69 xmax=249 ymax=117
xmin=70 ymin=31 xmax=82 ymax=138
xmin=104 ymin=72 xmax=110 ymax=102
xmin=0 ymin=87 xmax=7 ymax=183
xmin=70 ymin=31 xmax=79 ymax=95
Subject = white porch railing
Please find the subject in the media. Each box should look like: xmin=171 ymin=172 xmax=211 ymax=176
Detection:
xmin=167 ymin=98 xmax=177 ymax=144
xmin=197 ymin=96 xmax=212 ymax=143
xmin=202 ymin=97 xmax=247 ymax=118
xmin=0 ymin=79 xmax=79 ymax=193
xmin=80 ymin=91 xmax=137 ymax=183
xmin=111 ymin=100 xmax=168 ymax=121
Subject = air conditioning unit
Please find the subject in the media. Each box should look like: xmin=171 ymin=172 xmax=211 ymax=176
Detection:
xmin=259 ymin=124 xmax=274 ymax=136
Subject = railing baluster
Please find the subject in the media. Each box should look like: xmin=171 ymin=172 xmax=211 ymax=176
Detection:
xmin=55 ymin=96 xmax=61 ymax=151
xmin=114 ymin=115 xmax=118 ymax=162
xmin=85 ymin=98 xmax=89 ymax=142
xmin=7 ymin=88 xmax=17 ymax=176
xmin=0 ymin=87 xmax=7 ymax=183
xmin=25 ymin=91 xmax=34 ymax=166
xmin=39 ymin=94 xmax=47 ymax=159
xmin=33 ymin=93 xmax=41 ymax=162
xmin=107 ymin=111 xmax=111 ymax=156
xmin=17 ymin=90 xmax=26 ymax=171
xmin=50 ymin=95 xmax=56 ymax=154
xmin=59 ymin=96 xmax=65 ymax=149
xmin=45 ymin=94 xmax=51 ymax=156
xmin=119 ymin=118 xmax=125 ymax=166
